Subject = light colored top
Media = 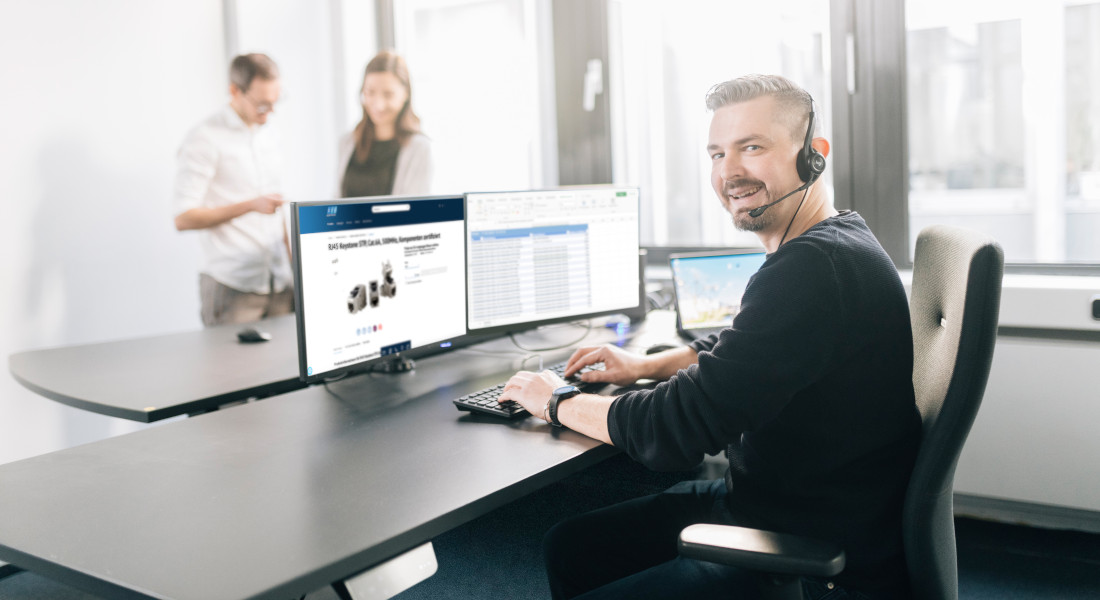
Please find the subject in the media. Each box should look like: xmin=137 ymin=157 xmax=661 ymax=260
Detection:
xmin=336 ymin=131 xmax=434 ymax=197
xmin=174 ymin=105 xmax=292 ymax=294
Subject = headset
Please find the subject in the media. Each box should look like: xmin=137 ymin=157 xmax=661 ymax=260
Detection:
xmin=796 ymin=101 xmax=827 ymax=183
xmin=748 ymin=97 xmax=827 ymax=218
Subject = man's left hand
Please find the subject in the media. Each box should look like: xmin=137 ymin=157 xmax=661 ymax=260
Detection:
xmin=499 ymin=370 xmax=568 ymax=423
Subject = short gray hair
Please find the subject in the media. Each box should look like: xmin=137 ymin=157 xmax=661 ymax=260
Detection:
xmin=705 ymin=74 xmax=818 ymax=141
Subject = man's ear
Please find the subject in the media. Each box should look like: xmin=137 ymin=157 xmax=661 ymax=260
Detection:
xmin=811 ymin=137 xmax=830 ymax=159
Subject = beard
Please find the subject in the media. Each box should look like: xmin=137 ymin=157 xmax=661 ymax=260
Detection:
xmin=724 ymin=179 xmax=774 ymax=232
xmin=732 ymin=207 xmax=775 ymax=232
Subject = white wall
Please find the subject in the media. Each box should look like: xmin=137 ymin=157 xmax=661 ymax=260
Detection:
xmin=897 ymin=272 xmax=1100 ymax=521
xmin=0 ymin=1 xmax=363 ymax=465
xmin=959 ymin=336 xmax=1100 ymax=513
xmin=0 ymin=1 xmax=227 ymax=464
xmin=234 ymin=0 xmax=348 ymax=200
xmin=954 ymin=277 xmax=1100 ymax=515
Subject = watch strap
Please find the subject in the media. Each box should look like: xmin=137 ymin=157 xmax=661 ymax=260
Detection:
xmin=548 ymin=386 xmax=580 ymax=428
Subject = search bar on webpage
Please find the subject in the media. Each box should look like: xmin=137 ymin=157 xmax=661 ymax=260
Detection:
xmin=372 ymin=204 xmax=410 ymax=213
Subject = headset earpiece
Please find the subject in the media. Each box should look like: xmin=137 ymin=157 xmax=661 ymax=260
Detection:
xmin=796 ymin=101 xmax=826 ymax=183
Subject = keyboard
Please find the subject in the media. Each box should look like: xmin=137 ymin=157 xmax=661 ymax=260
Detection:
xmin=453 ymin=362 xmax=606 ymax=419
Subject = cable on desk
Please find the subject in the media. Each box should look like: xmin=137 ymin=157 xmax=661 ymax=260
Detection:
xmin=520 ymin=353 xmax=545 ymax=372
xmin=508 ymin=320 xmax=593 ymax=352
xmin=457 ymin=346 xmax=543 ymax=369
xmin=318 ymin=372 xmax=356 ymax=400
xmin=322 ymin=379 xmax=352 ymax=402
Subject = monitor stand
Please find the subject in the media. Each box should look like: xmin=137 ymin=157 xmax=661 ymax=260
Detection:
xmin=376 ymin=354 xmax=415 ymax=373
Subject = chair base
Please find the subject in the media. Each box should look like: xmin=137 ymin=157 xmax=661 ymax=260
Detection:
xmin=756 ymin=573 xmax=804 ymax=600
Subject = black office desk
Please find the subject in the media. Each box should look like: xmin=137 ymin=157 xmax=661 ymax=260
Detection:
xmin=8 ymin=311 xmax=682 ymax=424
xmin=0 ymin=317 xmax=685 ymax=600
xmin=8 ymin=315 xmax=303 ymax=422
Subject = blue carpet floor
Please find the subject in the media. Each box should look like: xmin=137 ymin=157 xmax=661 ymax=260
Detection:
xmin=955 ymin=515 xmax=1100 ymax=599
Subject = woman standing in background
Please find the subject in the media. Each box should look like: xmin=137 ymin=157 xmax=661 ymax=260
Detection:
xmin=338 ymin=50 xmax=433 ymax=197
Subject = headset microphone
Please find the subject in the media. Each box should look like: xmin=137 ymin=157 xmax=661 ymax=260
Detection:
xmin=748 ymin=178 xmax=814 ymax=218
xmin=748 ymin=100 xmax=827 ymax=219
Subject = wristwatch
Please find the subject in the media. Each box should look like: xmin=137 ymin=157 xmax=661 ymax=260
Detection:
xmin=547 ymin=385 xmax=581 ymax=428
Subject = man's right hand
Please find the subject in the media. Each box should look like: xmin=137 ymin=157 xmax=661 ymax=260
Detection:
xmin=564 ymin=344 xmax=648 ymax=387
xmin=175 ymin=193 xmax=287 ymax=231
xmin=249 ymin=193 xmax=284 ymax=214
xmin=564 ymin=342 xmax=699 ymax=387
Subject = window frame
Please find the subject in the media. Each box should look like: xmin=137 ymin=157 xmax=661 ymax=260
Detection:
xmin=836 ymin=0 xmax=1100 ymax=274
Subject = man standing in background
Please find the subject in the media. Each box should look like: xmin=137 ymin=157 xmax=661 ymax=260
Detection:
xmin=174 ymin=53 xmax=294 ymax=326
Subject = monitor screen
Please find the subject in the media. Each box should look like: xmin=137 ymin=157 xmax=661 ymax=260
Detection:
xmin=669 ymin=250 xmax=767 ymax=332
xmin=291 ymin=195 xmax=467 ymax=382
xmin=464 ymin=187 xmax=641 ymax=335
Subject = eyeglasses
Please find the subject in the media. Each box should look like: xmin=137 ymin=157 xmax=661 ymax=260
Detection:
xmin=241 ymin=93 xmax=282 ymax=115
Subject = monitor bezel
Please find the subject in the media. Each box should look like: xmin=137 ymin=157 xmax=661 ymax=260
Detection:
xmin=462 ymin=186 xmax=644 ymax=338
xmin=290 ymin=194 xmax=469 ymax=384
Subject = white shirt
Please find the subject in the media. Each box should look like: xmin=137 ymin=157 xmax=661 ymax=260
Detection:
xmin=174 ymin=105 xmax=292 ymax=294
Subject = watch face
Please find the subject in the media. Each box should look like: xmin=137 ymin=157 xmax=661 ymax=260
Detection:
xmin=554 ymin=385 xmax=578 ymax=395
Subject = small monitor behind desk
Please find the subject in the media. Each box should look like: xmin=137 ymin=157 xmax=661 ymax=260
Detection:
xmin=669 ymin=249 xmax=767 ymax=340
xmin=464 ymin=187 xmax=641 ymax=336
xmin=291 ymin=195 xmax=467 ymax=382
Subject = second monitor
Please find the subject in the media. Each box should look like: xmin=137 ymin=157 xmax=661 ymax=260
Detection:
xmin=465 ymin=187 xmax=641 ymax=336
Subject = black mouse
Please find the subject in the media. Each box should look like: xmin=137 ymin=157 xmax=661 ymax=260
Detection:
xmin=237 ymin=327 xmax=272 ymax=343
xmin=645 ymin=343 xmax=678 ymax=355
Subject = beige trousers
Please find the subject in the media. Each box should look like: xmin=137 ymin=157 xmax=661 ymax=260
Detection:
xmin=199 ymin=274 xmax=294 ymax=327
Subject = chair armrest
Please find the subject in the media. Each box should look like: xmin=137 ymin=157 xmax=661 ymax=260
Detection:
xmin=678 ymin=524 xmax=845 ymax=578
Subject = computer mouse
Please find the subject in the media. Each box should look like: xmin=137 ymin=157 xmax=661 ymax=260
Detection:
xmin=645 ymin=343 xmax=678 ymax=355
xmin=237 ymin=327 xmax=272 ymax=343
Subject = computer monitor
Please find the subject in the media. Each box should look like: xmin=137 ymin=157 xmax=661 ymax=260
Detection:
xmin=291 ymin=195 xmax=467 ymax=382
xmin=464 ymin=187 xmax=641 ymax=336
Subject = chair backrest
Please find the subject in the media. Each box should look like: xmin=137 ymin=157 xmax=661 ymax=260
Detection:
xmin=903 ymin=225 xmax=1004 ymax=600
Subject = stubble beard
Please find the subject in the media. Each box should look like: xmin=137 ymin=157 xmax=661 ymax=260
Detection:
xmin=732 ymin=210 xmax=772 ymax=232
xmin=726 ymin=183 xmax=774 ymax=232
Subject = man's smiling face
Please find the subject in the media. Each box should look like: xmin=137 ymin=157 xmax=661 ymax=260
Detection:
xmin=707 ymin=95 xmax=805 ymax=232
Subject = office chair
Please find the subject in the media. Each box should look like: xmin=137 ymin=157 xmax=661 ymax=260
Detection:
xmin=677 ymin=225 xmax=1004 ymax=600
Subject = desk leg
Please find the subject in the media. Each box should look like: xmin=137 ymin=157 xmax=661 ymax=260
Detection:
xmin=332 ymin=542 xmax=438 ymax=600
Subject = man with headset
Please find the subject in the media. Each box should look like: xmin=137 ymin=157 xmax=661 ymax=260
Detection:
xmin=500 ymin=74 xmax=921 ymax=599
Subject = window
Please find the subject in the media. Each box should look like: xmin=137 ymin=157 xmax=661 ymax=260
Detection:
xmin=392 ymin=0 xmax=555 ymax=194
xmin=905 ymin=0 xmax=1100 ymax=264
xmin=1064 ymin=2 xmax=1100 ymax=261
xmin=607 ymin=0 xmax=832 ymax=248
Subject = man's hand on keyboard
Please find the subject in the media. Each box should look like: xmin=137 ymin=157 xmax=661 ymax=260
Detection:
xmin=499 ymin=370 xmax=568 ymax=423
xmin=564 ymin=344 xmax=645 ymax=387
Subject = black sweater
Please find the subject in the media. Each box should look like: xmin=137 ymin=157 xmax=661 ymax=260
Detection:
xmin=607 ymin=211 xmax=920 ymax=592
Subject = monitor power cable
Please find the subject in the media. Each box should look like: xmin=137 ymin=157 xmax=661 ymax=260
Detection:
xmin=508 ymin=320 xmax=593 ymax=352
